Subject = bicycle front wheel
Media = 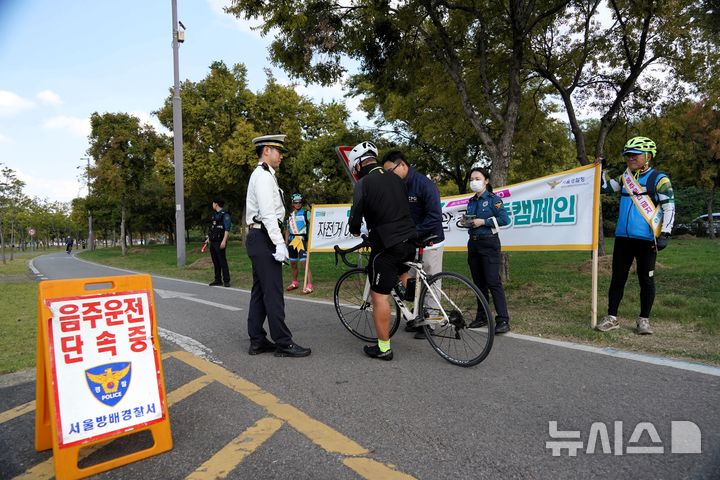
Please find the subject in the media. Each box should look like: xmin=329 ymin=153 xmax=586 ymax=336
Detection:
xmin=419 ymin=272 xmax=494 ymax=367
xmin=333 ymin=268 xmax=401 ymax=342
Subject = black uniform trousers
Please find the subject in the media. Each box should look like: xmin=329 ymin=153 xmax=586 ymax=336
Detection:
xmin=245 ymin=229 xmax=293 ymax=347
xmin=209 ymin=241 xmax=230 ymax=283
xmin=608 ymin=236 xmax=656 ymax=318
xmin=467 ymin=234 xmax=510 ymax=323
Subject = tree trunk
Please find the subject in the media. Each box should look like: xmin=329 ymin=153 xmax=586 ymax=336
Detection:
xmin=0 ymin=214 xmax=5 ymax=265
xmin=10 ymin=215 xmax=15 ymax=261
xmin=121 ymin=205 xmax=127 ymax=256
xmin=708 ymin=186 xmax=716 ymax=240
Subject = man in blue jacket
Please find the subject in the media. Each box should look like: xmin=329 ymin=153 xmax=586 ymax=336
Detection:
xmin=383 ymin=150 xmax=445 ymax=339
xmin=596 ymin=136 xmax=675 ymax=335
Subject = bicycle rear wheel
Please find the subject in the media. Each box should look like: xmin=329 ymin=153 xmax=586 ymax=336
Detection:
xmin=334 ymin=268 xmax=401 ymax=342
xmin=419 ymin=272 xmax=494 ymax=367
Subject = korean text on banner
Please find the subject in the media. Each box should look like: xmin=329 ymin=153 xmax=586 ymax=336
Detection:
xmin=307 ymin=164 xmax=600 ymax=252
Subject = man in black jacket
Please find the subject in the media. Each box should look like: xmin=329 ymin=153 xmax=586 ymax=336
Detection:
xmin=348 ymin=141 xmax=416 ymax=361
xmin=383 ymin=150 xmax=445 ymax=339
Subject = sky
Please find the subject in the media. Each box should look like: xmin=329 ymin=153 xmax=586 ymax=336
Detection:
xmin=0 ymin=0 xmax=363 ymax=203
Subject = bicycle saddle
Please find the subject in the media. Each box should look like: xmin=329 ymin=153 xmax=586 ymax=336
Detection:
xmin=414 ymin=234 xmax=439 ymax=248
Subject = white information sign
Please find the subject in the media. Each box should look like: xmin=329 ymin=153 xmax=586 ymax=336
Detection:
xmin=46 ymin=290 xmax=164 ymax=447
xmin=308 ymin=164 xmax=600 ymax=252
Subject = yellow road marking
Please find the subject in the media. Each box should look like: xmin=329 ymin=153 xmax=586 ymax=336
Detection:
xmin=343 ymin=458 xmax=417 ymax=480
xmin=166 ymin=375 xmax=214 ymax=406
xmin=1 ymin=352 xmax=174 ymax=426
xmin=10 ymin=350 xmax=415 ymax=480
xmin=0 ymin=400 xmax=35 ymax=425
xmin=169 ymin=350 xmax=416 ymax=479
xmin=11 ymin=370 xmax=213 ymax=480
xmin=11 ymin=461 xmax=54 ymax=480
xmin=170 ymin=350 xmax=368 ymax=456
xmin=185 ymin=417 xmax=283 ymax=480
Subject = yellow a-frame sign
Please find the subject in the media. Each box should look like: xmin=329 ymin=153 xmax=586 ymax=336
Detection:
xmin=35 ymin=274 xmax=172 ymax=480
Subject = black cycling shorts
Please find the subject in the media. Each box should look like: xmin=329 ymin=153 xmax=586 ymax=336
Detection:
xmin=367 ymin=241 xmax=416 ymax=294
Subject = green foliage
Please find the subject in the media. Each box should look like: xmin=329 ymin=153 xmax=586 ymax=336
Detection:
xmin=528 ymin=0 xmax=705 ymax=169
xmin=0 ymin=167 xmax=76 ymax=250
xmin=640 ymin=99 xmax=720 ymax=223
xmin=225 ymin=0 xmax=573 ymax=189
xmin=86 ymin=112 xmax=170 ymax=253
xmin=154 ymin=61 xmax=368 ymax=221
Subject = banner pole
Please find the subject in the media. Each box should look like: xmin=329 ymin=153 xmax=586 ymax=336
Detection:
xmin=303 ymin=206 xmax=313 ymax=292
xmin=302 ymin=252 xmax=311 ymax=291
xmin=591 ymin=162 xmax=601 ymax=329
xmin=591 ymin=247 xmax=598 ymax=329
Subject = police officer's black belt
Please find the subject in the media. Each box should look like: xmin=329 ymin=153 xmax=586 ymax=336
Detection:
xmin=470 ymin=234 xmax=495 ymax=241
xmin=248 ymin=223 xmax=263 ymax=229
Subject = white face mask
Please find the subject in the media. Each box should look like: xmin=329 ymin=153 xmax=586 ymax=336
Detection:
xmin=470 ymin=180 xmax=486 ymax=193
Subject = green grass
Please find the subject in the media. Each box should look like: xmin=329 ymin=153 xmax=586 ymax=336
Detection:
xmin=0 ymin=252 xmax=48 ymax=374
xmin=75 ymin=237 xmax=720 ymax=366
xmin=2 ymin=240 xmax=718 ymax=374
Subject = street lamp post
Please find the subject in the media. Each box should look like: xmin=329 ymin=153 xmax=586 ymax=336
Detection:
xmin=171 ymin=0 xmax=186 ymax=266
xmin=81 ymin=157 xmax=95 ymax=251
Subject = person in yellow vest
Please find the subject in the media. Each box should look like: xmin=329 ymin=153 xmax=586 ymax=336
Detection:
xmin=284 ymin=193 xmax=313 ymax=294
xmin=596 ymin=136 xmax=675 ymax=335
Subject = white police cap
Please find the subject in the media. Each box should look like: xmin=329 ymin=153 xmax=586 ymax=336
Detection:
xmin=252 ymin=134 xmax=288 ymax=153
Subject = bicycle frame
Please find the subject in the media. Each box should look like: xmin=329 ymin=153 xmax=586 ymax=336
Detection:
xmin=334 ymin=236 xmax=494 ymax=367
xmin=359 ymin=254 xmax=463 ymax=331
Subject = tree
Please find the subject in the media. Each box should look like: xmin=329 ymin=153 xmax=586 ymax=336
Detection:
xmin=225 ymin=0 xmax=570 ymax=189
xmin=87 ymin=113 xmax=166 ymax=255
xmin=651 ymin=100 xmax=720 ymax=238
xmin=156 ymin=61 xmax=362 ymax=228
xmin=156 ymin=62 xmax=258 ymax=229
xmin=360 ymin=74 xmax=576 ymax=192
xmin=0 ymin=165 xmax=27 ymax=263
xmin=525 ymin=0 xmax=704 ymax=253
xmin=528 ymin=0 xmax=703 ymax=164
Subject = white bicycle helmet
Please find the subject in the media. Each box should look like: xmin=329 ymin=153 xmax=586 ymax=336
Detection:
xmin=348 ymin=141 xmax=378 ymax=170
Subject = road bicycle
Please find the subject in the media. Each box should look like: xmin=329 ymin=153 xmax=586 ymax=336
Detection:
xmin=333 ymin=235 xmax=494 ymax=367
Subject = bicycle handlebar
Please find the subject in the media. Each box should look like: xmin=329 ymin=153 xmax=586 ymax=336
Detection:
xmin=334 ymin=235 xmax=370 ymax=268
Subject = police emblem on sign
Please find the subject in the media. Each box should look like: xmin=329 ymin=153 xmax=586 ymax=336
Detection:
xmin=85 ymin=362 xmax=132 ymax=407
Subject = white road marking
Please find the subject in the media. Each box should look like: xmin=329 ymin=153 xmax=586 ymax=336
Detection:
xmin=154 ymin=288 xmax=242 ymax=311
xmin=158 ymin=327 xmax=221 ymax=364
xmin=56 ymin=255 xmax=720 ymax=377
xmin=507 ymin=332 xmax=720 ymax=377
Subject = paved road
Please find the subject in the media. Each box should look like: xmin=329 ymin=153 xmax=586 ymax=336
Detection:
xmin=2 ymin=252 xmax=719 ymax=479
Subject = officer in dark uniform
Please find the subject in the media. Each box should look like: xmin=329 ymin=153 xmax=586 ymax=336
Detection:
xmin=465 ymin=166 xmax=511 ymax=334
xmin=206 ymin=196 xmax=231 ymax=287
xmin=244 ymin=134 xmax=311 ymax=358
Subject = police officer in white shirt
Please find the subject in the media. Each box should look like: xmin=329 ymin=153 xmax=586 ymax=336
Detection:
xmin=245 ymin=134 xmax=311 ymax=358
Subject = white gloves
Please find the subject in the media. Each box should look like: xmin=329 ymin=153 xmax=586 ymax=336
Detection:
xmin=360 ymin=224 xmax=369 ymax=236
xmin=273 ymin=243 xmax=289 ymax=263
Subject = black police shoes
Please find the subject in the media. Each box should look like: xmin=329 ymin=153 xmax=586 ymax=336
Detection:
xmin=363 ymin=344 xmax=393 ymax=361
xmin=469 ymin=318 xmax=488 ymax=329
xmin=274 ymin=343 xmax=311 ymax=357
xmin=223 ymin=282 xmax=231 ymax=287
xmin=495 ymin=321 xmax=510 ymax=334
xmin=248 ymin=341 xmax=276 ymax=355
xmin=209 ymin=281 xmax=222 ymax=286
